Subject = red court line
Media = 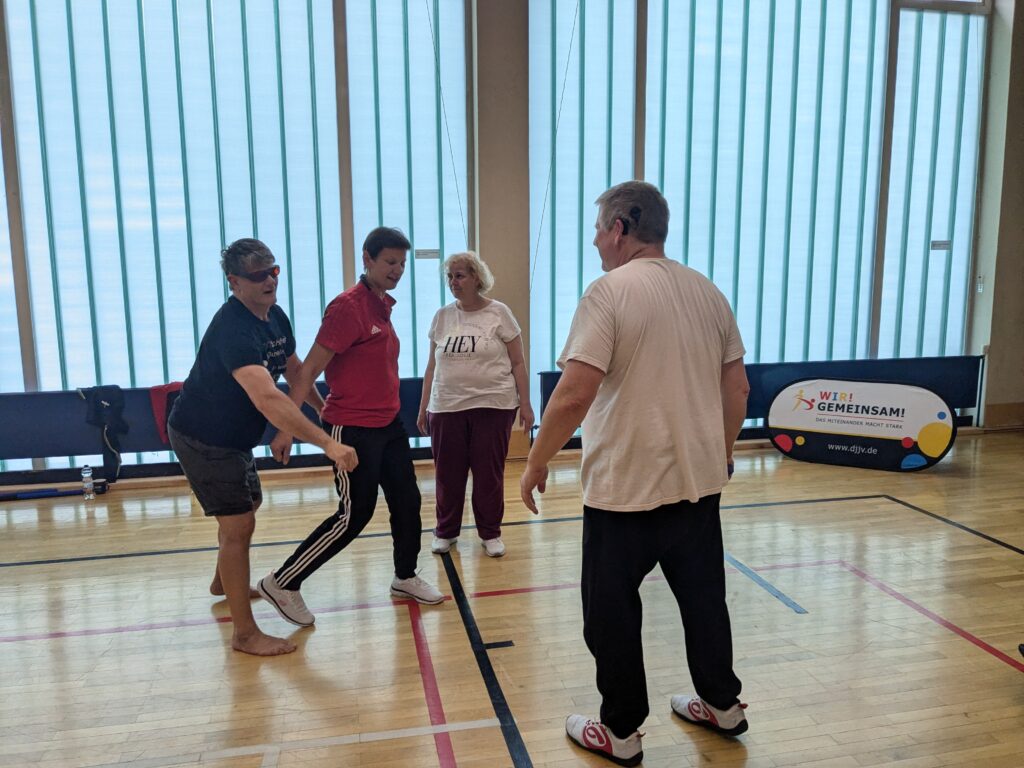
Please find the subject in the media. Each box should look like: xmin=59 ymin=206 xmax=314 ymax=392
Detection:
xmin=407 ymin=602 xmax=457 ymax=768
xmin=4 ymin=561 xmax=1022 ymax=675
xmin=837 ymin=560 xmax=1024 ymax=673
xmin=0 ymin=598 xmax=420 ymax=643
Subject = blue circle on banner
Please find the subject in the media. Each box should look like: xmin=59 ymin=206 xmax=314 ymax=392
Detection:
xmin=900 ymin=454 xmax=928 ymax=470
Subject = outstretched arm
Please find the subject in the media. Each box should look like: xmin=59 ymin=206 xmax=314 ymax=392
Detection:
xmin=233 ymin=362 xmax=356 ymax=471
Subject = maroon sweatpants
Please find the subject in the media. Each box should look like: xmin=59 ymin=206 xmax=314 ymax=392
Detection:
xmin=428 ymin=407 xmax=516 ymax=540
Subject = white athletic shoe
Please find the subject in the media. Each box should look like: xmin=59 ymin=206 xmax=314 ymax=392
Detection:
xmin=671 ymin=694 xmax=748 ymax=736
xmin=257 ymin=571 xmax=314 ymax=627
xmin=390 ymin=575 xmax=444 ymax=605
xmin=564 ymin=714 xmax=643 ymax=766
xmin=431 ymin=536 xmax=457 ymax=554
xmin=481 ymin=537 xmax=506 ymax=557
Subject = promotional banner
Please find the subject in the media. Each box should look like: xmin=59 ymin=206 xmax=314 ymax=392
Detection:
xmin=766 ymin=378 xmax=956 ymax=472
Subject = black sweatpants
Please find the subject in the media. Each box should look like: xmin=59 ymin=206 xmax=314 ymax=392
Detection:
xmin=581 ymin=493 xmax=742 ymax=738
xmin=273 ymin=417 xmax=423 ymax=589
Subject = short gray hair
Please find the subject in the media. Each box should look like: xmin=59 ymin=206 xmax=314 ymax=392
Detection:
xmin=221 ymin=238 xmax=275 ymax=276
xmin=595 ymin=181 xmax=669 ymax=245
xmin=443 ymin=251 xmax=495 ymax=294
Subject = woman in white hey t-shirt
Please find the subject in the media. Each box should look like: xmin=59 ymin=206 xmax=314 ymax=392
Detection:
xmin=417 ymin=252 xmax=534 ymax=558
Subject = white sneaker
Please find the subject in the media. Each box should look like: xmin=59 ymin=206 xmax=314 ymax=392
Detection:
xmin=257 ymin=571 xmax=314 ymax=627
xmin=390 ymin=575 xmax=444 ymax=605
xmin=431 ymin=536 xmax=457 ymax=554
xmin=564 ymin=714 xmax=643 ymax=767
xmin=671 ymin=694 xmax=748 ymax=736
xmin=481 ymin=537 xmax=506 ymax=557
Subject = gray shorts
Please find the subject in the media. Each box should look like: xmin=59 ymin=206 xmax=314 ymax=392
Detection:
xmin=168 ymin=424 xmax=262 ymax=516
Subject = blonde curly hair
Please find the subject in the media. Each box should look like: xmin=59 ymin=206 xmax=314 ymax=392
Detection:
xmin=443 ymin=251 xmax=495 ymax=294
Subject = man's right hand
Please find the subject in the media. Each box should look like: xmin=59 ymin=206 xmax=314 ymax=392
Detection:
xmin=325 ymin=440 xmax=358 ymax=472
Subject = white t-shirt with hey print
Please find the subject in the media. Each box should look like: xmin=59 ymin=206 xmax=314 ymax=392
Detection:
xmin=428 ymin=300 xmax=521 ymax=412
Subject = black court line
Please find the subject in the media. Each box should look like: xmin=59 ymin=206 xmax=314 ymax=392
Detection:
xmin=440 ymin=551 xmax=532 ymax=768
xmin=883 ymin=495 xmax=1024 ymax=556
xmin=5 ymin=492 xmax=1020 ymax=569
xmin=483 ymin=640 xmax=515 ymax=650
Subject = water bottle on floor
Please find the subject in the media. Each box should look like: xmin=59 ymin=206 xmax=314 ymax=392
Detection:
xmin=81 ymin=465 xmax=95 ymax=501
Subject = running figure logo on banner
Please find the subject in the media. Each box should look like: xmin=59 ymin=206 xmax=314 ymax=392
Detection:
xmin=766 ymin=378 xmax=956 ymax=472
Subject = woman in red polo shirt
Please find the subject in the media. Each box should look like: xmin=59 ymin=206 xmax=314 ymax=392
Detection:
xmin=257 ymin=228 xmax=443 ymax=628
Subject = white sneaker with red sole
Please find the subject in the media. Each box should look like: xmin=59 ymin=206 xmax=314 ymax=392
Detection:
xmin=564 ymin=714 xmax=643 ymax=766
xmin=671 ymin=694 xmax=748 ymax=736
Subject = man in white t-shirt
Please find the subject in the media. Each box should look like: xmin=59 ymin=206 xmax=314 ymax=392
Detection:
xmin=521 ymin=181 xmax=751 ymax=765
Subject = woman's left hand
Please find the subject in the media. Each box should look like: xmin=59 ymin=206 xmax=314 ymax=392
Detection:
xmin=518 ymin=404 xmax=535 ymax=436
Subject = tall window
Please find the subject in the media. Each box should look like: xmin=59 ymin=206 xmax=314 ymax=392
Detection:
xmin=529 ymin=0 xmax=637 ymax=382
xmin=531 ymin=0 xmax=986 ymax=372
xmin=2 ymin=0 xmax=466 ymax=469
xmin=879 ymin=9 xmax=985 ymax=358
xmin=346 ymin=0 xmax=468 ymax=378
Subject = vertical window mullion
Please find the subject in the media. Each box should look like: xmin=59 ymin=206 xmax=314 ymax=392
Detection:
xmin=171 ymin=0 xmax=200 ymax=351
xmin=401 ymin=0 xmax=419 ymax=373
xmin=28 ymin=0 xmax=68 ymax=390
xmin=308 ymin=0 xmax=326 ymax=315
xmin=914 ymin=15 xmax=947 ymax=356
xmin=64 ymin=0 xmax=102 ymax=383
xmin=800 ymin=1 xmax=827 ymax=361
xmin=825 ymin=0 xmax=853 ymax=360
xmin=753 ymin=0 xmax=776 ymax=363
xmin=778 ymin=0 xmax=803 ymax=362
xmin=135 ymin=0 xmax=170 ymax=383
xmin=205 ymin=0 xmax=228 ymax=299
xmin=273 ymin=0 xmax=295 ymax=320
xmin=730 ymin=0 xmax=750 ymax=311
xmin=100 ymin=0 xmax=135 ymax=386
xmin=850 ymin=0 xmax=881 ymax=359
xmin=681 ymin=0 xmax=695 ymax=265
xmin=938 ymin=16 xmax=971 ymax=355
xmin=707 ymin=0 xmax=723 ymax=281
xmin=893 ymin=12 xmax=923 ymax=357
xmin=239 ymin=0 xmax=258 ymax=236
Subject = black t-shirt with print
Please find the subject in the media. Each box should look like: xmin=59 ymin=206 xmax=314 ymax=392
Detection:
xmin=169 ymin=296 xmax=296 ymax=451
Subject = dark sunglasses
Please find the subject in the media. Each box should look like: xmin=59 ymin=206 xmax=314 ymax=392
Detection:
xmin=234 ymin=265 xmax=281 ymax=282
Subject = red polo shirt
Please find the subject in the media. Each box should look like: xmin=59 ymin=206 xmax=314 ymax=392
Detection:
xmin=317 ymin=278 xmax=400 ymax=427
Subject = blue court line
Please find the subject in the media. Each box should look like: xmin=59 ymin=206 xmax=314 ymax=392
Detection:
xmin=724 ymin=552 xmax=809 ymax=614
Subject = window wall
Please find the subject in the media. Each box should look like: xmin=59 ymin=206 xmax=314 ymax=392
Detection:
xmin=531 ymin=0 xmax=987 ymax=371
xmin=879 ymin=8 xmax=985 ymax=358
xmin=2 ymin=0 xmax=466 ymax=470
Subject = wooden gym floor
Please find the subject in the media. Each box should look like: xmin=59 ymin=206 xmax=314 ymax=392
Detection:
xmin=1 ymin=431 xmax=1022 ymax=767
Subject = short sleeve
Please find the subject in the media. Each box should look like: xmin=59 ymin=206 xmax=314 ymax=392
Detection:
xmin=428 ymin=307 xmax=443 ymax=344
xmin=316 ymin=298 xmax=362 ymax=355
xmin=716 ymin=290 xmax=745 ymax=364
xmin=495 ymin=303 xmax=521 ymax=343
xmin=556 ymin=281 xmax=615 ymax=373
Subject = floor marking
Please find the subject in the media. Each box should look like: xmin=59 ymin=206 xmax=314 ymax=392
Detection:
xmin=408 ymin=601 xmax=457 ymax=767
xmin=441 ymin=551 xmax=533 ymax=767
xmin=103 ymin=719 xmax=501 ymax=768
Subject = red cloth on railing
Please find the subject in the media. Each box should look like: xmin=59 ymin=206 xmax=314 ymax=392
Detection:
xmin=149 ymin=382 xmax=184 ymax=445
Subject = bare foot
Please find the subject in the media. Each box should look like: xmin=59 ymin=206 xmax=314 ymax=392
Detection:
xmin=210 ymin=579 xmax=260 ymax=599
xmin=232 ymin=631 xmax=297 ymax=656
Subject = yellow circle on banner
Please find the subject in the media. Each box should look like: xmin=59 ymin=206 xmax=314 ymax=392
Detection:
xmin=795 ymin=436 xmax=805 ymax=446
xmin=917 ymin=422 xmax=952 ymax=457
